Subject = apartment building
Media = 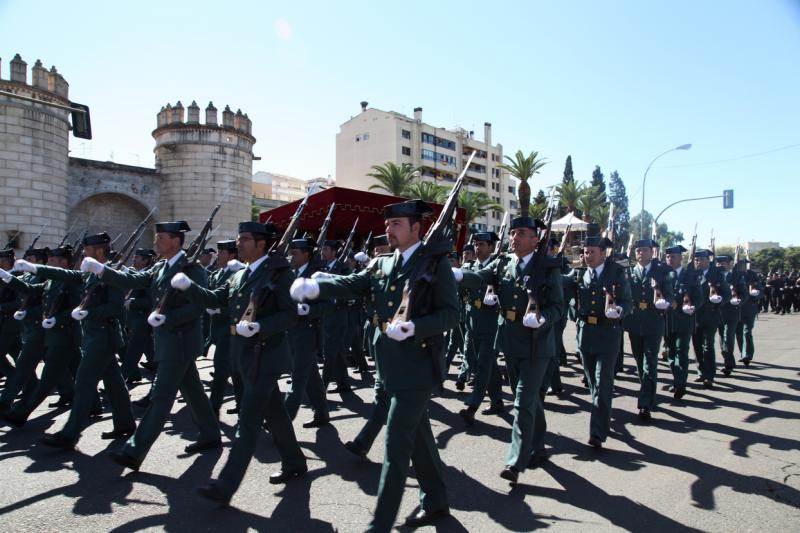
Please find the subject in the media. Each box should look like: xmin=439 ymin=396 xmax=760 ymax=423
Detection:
xmin=336 ymin=102 xmax=515 ymax=232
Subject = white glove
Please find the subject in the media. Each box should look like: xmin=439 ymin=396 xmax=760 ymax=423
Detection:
xmin=235 ymin=321 xmax=260 ymax=337
xmin=71 ymin=307 xmax=89 ymax=321
xmin=13 ymin=310 xmax=26 ymax=320
xmin=483 ymin=293 xmax=498 ymax=306
xmin=682 ymin=304 xmax=695 ymax=315
xmin=451 ymin=268 xmax=464 ymax=282
xmin=605 ymin=306 xmax=622 ymax=319
xmin=311 ymin=271 xmax=334 ymax=280
xmin=297 ymin=303 xmax=310 ymax=316
xmin=147 ymin=312 xmax=166 ymax=328
xmin=654 ymin=298 xmax=669 ymax=310
xmin=729 ymin=297 xmax=741 ymax=306
xmin=386 ymin=320 xmax=415 ymax=341
xmin=13 ymin=259 xmax=37 ymax=274
xmin=354 ymin=251 xmax=369 ymax=264
xmin=119 ymin=265 xmax=131 ymax=274
xmin=226 ymin=259 xmax=246 ymax=272
xmin=749 ymin=289 xmax=760 ymax=297
xmin=171 ymin=272 xmax=192 ymax=291
xmin=206 ymin=308 xmax=221 ymax=315
xmin=80 ymin=257 xmax=105 ymax=275
xmin=0 ymin=268 xmax=12 ymax=282
xmin=290 ymin=278 xmax=320 ymax=301
xmin=42 ymin=317 xmax=56 ymax=329
xmin=523 ymin=312 xmax=546 ymax=329
xmin=709 ymin=294 xmax=722 ymax=304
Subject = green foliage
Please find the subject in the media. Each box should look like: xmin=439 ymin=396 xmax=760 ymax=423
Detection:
xmin=556 ymin=181 xmax=587 ymax=214
xmin=457 ymin=190 xmax=502 ymax=226
xmin=608 ymin=170 xmax=630 ymax=246
xmin=752 ymin=247 xmax=800 ymax=273
xmin=251 ymin=198 xmax=261 ymax=222
xmin=534 ymin=189 xmax=547 ymax=206
xmin=366 ymin=161 xmax=420 ymax=196
xmin=591 ymin=165 xmax=607 ymax=202
xmin=577 ymin=185 xmax=605 ymax=222
xmin=562 ymin=155 xmax=574 ymax=184
xmin=404 ymin=181 xmax=448 ymax=203
xmin=629 ymin=209 xmax=684 ymax=249
xmin=498 ymin=150 xmax=548 ymax=216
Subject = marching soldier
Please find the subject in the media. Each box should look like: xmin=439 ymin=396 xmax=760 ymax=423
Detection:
xmin=663 ymin=245 xmax=702 ymax=399
xmin=691 ymin=250 xmax=731 ymax=388
xmin=574 ymin=225 xmax=632 ymax=448
xmin=81 ymin=221 xmax=221 ymax=471
xmin=120 ymin=248 xmax=156 ymax=386
xmin=623 ymin=239 xmax=673 ymax=420
xmin=0 ymin=248 xmax=21 ymax=384
xmin=171 ymin=221 xmax=307 ymax=505
xmin=455 ymin=231 xmax=505 ymax=425
xmin=291 ymin=199 xmax=457 ymax=531
xmin=543 ymin=237 xmax=572 ymax=396
xmin=736 ymin=259 xmax=761 ymax=365
xmin=205 ymin=240 xmax=246 ymax=417
xmin=455 ymin=217 xmax=564 ymax=481
xmin=319 ymin=239 xmax=353 ymax=393
xmin=16 ymin=232 xmax=136 ymax=448
xmin=715 ymin=255 xmax=746 ymax=375
xmin=0 ymin=247 xmax=49 ymax=410
xmin=285 ymin=237 xmax=332 ymax=427
xmin=1 ymin=245 xmax=82 ymax=427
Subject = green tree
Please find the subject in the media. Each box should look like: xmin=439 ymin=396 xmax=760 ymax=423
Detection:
xmin=629 ymin=209 xmax=684 ymax=248
xmin=562 ymin=155 xmax=574 ymax=184
xmin=366 ymin=161 xmax=419 ymax=196
xmin=608 ymin=170 xmax=630 ymax=247
xmin=578 ymin=185 xmax=605 ymax=222
xmin=784 ymin=247 xmax=800 ymax=271
xmin=251 ymin=198 xmax=261 ymax=222
xmin=457 ymin=190 xmax=502 ymax=226
xmin=534 ymin=189 xmax=547 ymax=207
xmin=404 ymin=181 xmax=448 ymax=203
xmin=591 ymin=165 xmax=607 ymax=203
xmin=556 ymin=181 xmax=587 ymax=214
xmin=498 ymin=150 xmax=548 ymax=216
xmin=752 ymin=247 xmax=785 ymax=273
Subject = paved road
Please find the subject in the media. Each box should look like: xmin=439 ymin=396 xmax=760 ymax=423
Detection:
xmin=1 ymin=313 xmax=799 ymax=532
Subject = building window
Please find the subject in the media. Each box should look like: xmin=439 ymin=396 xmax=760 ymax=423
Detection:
xmin=402 ymin=146 xmax=411 ymax=156
xmin=509 ymin=199 xmax=518 ymax=209
xmin=362 ymin=133 xmax=370 ymax=141
xmin=422 ymin=149 xmax=436 ymax=161
xmin=508 ymin=186 xmax=514 ymax=194
xmin=355 ymin=135 xmax=360 ymax=142
xmin=402 ymin=129 xmax=411 ymax=139
xmin=421 ymin=132 xmax=456 ymax=151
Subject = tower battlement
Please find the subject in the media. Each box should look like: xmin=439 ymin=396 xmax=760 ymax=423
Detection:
xmin=0 ymin=53 xmax=69 ymax=100
xmin=154 ymin=100 xmax=253 ymax=137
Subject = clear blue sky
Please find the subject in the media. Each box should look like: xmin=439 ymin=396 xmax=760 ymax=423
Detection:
xmin=2 ymin=0 xmax=798 ymax=246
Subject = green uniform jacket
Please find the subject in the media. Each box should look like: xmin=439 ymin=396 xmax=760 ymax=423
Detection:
xmin=207 ymin=267 xmax=236 ymax=341
xmin=667 ymin=266 xmax=704 ymax=334
xmin=181 ymin=256 xmax=296 ymax=376
xmin=460 ymin=254 xmax=564 ymax=359
xmin=624 ymin=260 xmax=674 ymax=336
xmin=0 ymin=274 xmax=21 ymax=340
xmin=6 ymin=272 xmax=45 ymax=344
xmin=462 ymin=258 xmax=501 ymax=338
xmin=740 ymin=270 xmax=762 ymax=319
xmin=720 ymin=270 xmax=748 ymax=322
xmin=6 ymin=275 xmax=81 ymax=347
xmin=289 ymin=263 xmax=333 ymax=354
xmin=316 ymin=248 xmax=459 ymax=392
xmin=102 ymin=254 xmax=208 ymax=362
xmin=695 ymin=266 xmax=731 ymax=329
xmin=574 ymin=259 xmax=633 ymax=335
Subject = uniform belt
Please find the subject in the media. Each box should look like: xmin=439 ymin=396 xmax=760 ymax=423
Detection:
xmin=503 ymin=309 xmax=520 ymax=322
xmin=230 ymin=325 xmax=238 ymax=336
xmin=580 ymin=315 xmax=617 ymax=327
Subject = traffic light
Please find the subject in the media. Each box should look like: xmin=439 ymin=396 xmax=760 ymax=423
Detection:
xmin=69 ymin=102 xmax=92 ymax=140
xmin=722 ymin=189 xmax=734 ymax=209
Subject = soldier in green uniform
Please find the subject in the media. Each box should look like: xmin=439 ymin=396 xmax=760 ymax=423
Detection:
xmin=81 ymin=221 xmax=220 ymax=471
xmin=574 ymin=226 xmax=632 ymax=448
xmin=319 ymin=239 xmax=354 ymax=393
xmin=454 ymin=231 xmax=504 ymax=425
xmin=285 ymin=237 xmax=332 ymax=427
xmin=736 ymin=260 xmax=761 ymax=365
xmin=205 ymin=240 xmax=246 ymax=417
xmin=292 ymin=200 xmax=457 ymax=531
xmin=623 ymin=239 xmax=673 ymax=421
xmin=14 ymin=232 xmax=135 ymax=448
xmin=691 ymin=249 xmax=731 ymax=388
xmin=663 ymin=245 xmax=703 ymax=399
xmin=543 ymin=237 xmax=572 ymax=396
xmin=170 ymin=221 xmax=307 ymax=505
xmin=0 ymin=247 xmax=49 ymax=409
xmin=120 ymin=248 xmax=156 ymax=386
xmin=715 ymin=255 xmax=746 ymax=375
xmin=455 ymin=217 xmax=563 ymax=480
xmin=0 ymin=248 xmax=22 ymax=385
xmin=1 ymin=245 xmax=82 ymax=427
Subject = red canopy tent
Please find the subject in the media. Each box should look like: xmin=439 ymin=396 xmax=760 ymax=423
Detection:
xmin=258 ymin=187 xmax=467 ymax=251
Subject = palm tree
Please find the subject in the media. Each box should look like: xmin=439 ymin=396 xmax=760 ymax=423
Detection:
xmin=578 ymin=185 xmax=604 ymax=222
xmin=457 ymin=190 xmax=503 ymax=226
xmin=556 ymin=181 xmax=587 ymax=214
xmin=498 ymin=150 xmax=548 ymax=216
xmin=366 ymin=161 xmax=420 ymax=196
xmin=404 ymin=181 xmax=448 ymax=203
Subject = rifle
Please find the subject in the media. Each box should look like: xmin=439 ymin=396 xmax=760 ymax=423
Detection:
xmin=709 ymin=228 xmax=716 ymax=259
xmin=153 ymin=203 xmax=222 ymax=314
xmin=24 ymin=222 xmax=49 ymax=255
xmin=332 ymin=217 xmax=359 ymax=269
xmin=523 ymin=188 xmax=558 ymax=320
xmin=4 ymin=230 xmax=20 ymax=250
xmin=626 ymin=233 xmax=635 ymax=261
xmin=56 ymin=218 xmax=81 ymax=249
xmin=311 ymin=203 xmax=336 ymax=267
xmin=483 ymin=211 xmax=509 ymax=302
xmin=603 ymin=204 xmax=615 ymax=257
xmin=681 ymin=223 xmax=698 ymax=307
xmin=360 ymin=231 xmax=373 ymax=255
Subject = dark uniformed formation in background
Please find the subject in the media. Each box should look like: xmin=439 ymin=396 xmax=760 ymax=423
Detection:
xmin=0 ymin=191 xmax=782 ymax=531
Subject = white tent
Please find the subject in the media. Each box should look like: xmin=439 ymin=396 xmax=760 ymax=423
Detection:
xmin=550 ymin=212 xmax=589 ymax=232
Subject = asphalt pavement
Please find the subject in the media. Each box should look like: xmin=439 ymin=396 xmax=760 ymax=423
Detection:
xmin=1 ymin=312 xmax=798 ymax=532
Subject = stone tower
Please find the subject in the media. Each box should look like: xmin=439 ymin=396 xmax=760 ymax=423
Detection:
xmin=153 ymin=100 xmax=255 ymax=244
xmin=0 ymin=54 xmax=71 ymax=250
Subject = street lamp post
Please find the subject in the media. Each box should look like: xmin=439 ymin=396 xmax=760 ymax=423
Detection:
xmin=640 ymin=143 xmax=692 ymax=238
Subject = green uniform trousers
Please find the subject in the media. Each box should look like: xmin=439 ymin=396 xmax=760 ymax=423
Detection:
xmin=209 ymin=335 xmax=234 ymax=413
xmin=0 ymin=336 xmax=44 ymax=408
xmin=10 ymin=345 xmax=79 ymax=420
xmin=505 ymin=355 xmax=549 ymax=471
xmin=718 ymin=316 xmax=739 ymax=370
xmin=284 ymin=344 xmax=328 ymax=421
xmin=215 ymin=372 xmax=306 ymax=497
xmin=735 ymin=314 xmax=756 ymax=360
xmin=465 ymin=333 xmax=502 ymax=410
xmin=579 ymin=323 xmax=621 ymax=442
xmin=122 ymin=351 xmax=219 ymax=463
xmin=664 ymin=331 xmax=692 ymax=388
xmin=0 ymin=332 xmax=21 ymax=383
xmin=353 ymin=377 xmax=389 ymax=453
xmin=692 ymin=325 xmax=717 ymax=382
xmin=628 ymin=332 xmax=662 ymax=409
xmin=367 ymin=388 xmax=447 ymax=533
